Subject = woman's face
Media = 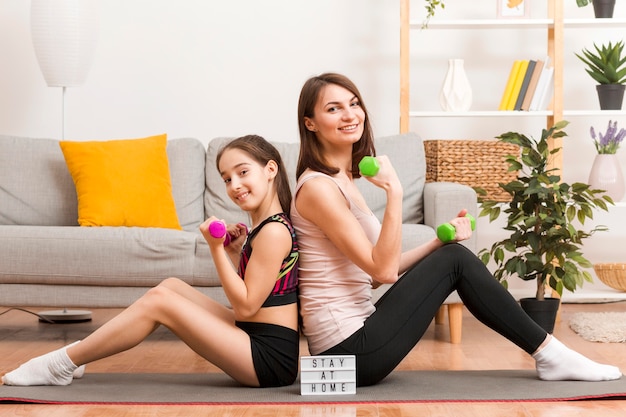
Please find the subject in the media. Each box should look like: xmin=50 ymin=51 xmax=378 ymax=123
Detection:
xmin=218 ymin=148 xmax=275 ymax=212
xmin=304 ymin=84 xmax=365 ymax=148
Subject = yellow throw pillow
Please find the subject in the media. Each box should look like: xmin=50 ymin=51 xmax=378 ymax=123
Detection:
xmin=59 ymin=134 xmax=182 ymax=230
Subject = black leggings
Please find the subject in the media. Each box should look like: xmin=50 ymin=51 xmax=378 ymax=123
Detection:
xmin=321 ymin=244 xmax=547 ymax=386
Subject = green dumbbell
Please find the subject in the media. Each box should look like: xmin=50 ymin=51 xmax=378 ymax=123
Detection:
xmin=359 ymin=156 xmax=380 ymax=177
xmin=437 ymin=214 xmax=476 ymax=243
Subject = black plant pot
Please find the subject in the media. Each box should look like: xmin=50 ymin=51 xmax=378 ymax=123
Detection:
xmin=596 ymin=84 xmax=625 ymax=110
xmin=593 ymin=0 xmax=616 ymax=18
xmin=520 ymin=297 xmax=561 ymax=334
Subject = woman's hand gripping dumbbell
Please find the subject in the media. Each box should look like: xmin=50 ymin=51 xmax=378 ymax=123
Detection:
xmin=437 ymin=213 xmax=475 ymax=243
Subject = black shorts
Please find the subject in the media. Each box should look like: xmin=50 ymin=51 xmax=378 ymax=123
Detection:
xmin=236 ymin=321 xmax=299 ymax=387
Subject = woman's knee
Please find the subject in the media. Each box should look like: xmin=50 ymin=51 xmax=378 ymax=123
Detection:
xmin=438 ymin=242 xmax=473 ymax=258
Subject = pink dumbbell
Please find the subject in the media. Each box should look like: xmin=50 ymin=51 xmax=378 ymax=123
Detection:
xmin=208 ymin=221 xmax=247 ymax=246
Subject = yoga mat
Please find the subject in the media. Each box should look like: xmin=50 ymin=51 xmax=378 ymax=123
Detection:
xmin=1 ymin=370 xmax=625 ymax=405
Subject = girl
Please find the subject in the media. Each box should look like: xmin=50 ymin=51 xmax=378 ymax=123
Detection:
xmin=291 ymin=72 xmax=622 ymax=387
xmin=2 ymin=134 xmax=299 ymax=388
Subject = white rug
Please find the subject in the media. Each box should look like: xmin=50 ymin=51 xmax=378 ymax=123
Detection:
xmin=569 ymin=312 xmax=626 ymax=343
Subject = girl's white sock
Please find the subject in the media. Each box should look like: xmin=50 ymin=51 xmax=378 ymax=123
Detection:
xmin=2 ymin=341 xmax=81 ymax=386
xmin=533 ymin=337 xmax=622 ymax=381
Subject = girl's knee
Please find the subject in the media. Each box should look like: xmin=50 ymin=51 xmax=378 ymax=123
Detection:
xmin=141 ymin=283 xmax=175 ymax=307
xmin=158 ymin=277 xmax=185 ymax=291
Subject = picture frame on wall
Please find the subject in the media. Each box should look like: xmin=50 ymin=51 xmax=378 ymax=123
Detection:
xmin=497 ymin=0 xmax=530 ymax=18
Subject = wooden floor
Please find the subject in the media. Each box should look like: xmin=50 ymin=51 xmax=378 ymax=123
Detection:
xmin=1 ymin=301 xmax=625 ymax=416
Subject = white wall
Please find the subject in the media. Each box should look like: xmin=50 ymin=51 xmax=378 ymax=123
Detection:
xmin=0 ymin=0 xmax=399 ymax=142
xmin=1 ymin=0 xmax=624 ymax=296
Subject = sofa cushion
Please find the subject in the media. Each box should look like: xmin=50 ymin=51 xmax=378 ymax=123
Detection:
xmin=0 ymin=135 xmax=207 ymax=229
xmin=167 ymin=138 xmax=206 ymax=232
xmin=355 ymin=132 xmax=426 ymax=224
xmin=0 ymin=225 xmax=218 ymax=287
xmin=59 ymin=134 xmax=182 ymax=229
xmin=0 ymin=135 xmax=79 ymax=226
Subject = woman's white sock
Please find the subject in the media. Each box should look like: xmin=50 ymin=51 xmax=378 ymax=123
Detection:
xmin=533 ymin=337 xmax=622 ymax=381
xmin=1 ymin=342 xmax=80 ymax=386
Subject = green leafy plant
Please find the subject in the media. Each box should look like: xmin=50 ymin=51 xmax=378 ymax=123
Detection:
xmin=422 ymin=0 xmax=445 ymax=28
xmin=576 ymin=0 xmax=591 ymax=6
xmin=475 ymin=121 xmax=613 ymax=300
xmin=575 ymin=41 xmax=626 ymax=85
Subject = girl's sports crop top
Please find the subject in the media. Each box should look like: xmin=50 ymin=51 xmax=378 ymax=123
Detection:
xmin=238 ymin=212 xmax=299 ymax=307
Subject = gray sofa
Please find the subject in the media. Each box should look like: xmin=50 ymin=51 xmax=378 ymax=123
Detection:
xmin=0 ymin=133 xmax=476 ymax=309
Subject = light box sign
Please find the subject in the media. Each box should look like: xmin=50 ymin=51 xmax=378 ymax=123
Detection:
xmin=300 ymin=355 xmax=356 ymax=395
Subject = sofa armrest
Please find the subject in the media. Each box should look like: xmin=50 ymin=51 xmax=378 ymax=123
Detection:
xmin=423 ymin=182 xmax=477 ymax=253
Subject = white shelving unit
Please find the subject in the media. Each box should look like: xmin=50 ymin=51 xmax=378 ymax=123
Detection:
xmin=400 ymin=2 xmax=561 ymax=134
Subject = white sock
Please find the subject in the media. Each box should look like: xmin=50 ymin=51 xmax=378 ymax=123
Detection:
xmin=68 ymin=341 xmax=85 ymax=379
xmin=73 ymin=364 xmax=86 ymax=379
xmin=533 ymin=337 xmax=623 ymax=381
xmin=2 ymin=342 xmax=80 ymax=386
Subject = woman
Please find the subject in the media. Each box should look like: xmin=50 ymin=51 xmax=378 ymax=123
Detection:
xmin=2 ymin=135 xmax=299 ymax=388
xmin=291 ymin=72 xmax=622 ymax=387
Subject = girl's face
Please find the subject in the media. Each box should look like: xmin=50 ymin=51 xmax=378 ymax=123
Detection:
xmin=218 ymin=148 xmax=276 ymax=212
xmin=304 ymin=84 xmax=365 ymax=148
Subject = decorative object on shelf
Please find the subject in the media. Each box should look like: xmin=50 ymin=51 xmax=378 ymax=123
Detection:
xmin=439 ymin=59 xmax=472 ymax=112
xmin=576 ymin=0 xmax=616 ymax=19
xmin=588 ymin=120 xmax=625 ymax=201
xmin=497 ymin=0 xmax=530 ymax=19
xmin=31 ymin=0 xmax=99 ymax=140
xmin=422 ymin=0 xmax=445 ymax=28
xmin=424 ymin=139 xmax=519 ymax=202
xmin=575 ymin=41 xmax=626 ymax=110
xmin=589 ymin=154 xmax=625 ymax=201
xmin=475 ymin=121 xmax=612 ymax=333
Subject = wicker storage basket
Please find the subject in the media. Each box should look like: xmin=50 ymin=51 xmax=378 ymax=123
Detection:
xmin=594 ymin=263 xmax=626 ymax=291
xmin=424 ymin=139 xmax=519 ymax=202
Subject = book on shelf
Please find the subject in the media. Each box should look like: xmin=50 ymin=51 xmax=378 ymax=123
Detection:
xmin=514 ymin=60 xmax=536 ymax=111
xmin=498 ymin=57 xmax=554 ymax=112
xmin=520 ymin=59 xmax=544 ymax=111
xmin=498 ymin=60 xmax=522 ymax=111
xmin=529 ymin=62 xmax=554 ymax=111
xmin=505 ymin=59 xmax=529 ymax=110
xmin=536 ymin=66 xmax=555 ymax=111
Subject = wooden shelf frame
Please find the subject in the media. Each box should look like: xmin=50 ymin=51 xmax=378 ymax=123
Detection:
xmin=399 ymin=0 xmax=563 ymax=167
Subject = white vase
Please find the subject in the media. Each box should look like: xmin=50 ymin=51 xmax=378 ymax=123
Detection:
xmin=440 ymin=59 xmax=472 ymax=112
xmin=588 ymin=154 xmax=625 ymax=201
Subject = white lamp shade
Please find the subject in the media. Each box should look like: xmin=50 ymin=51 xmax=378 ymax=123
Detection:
xmin=30 ymin=0 xmax=98 ymax=88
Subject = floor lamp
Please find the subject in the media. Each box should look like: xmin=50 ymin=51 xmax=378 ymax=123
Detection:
xmin=31 ymin=0 xmax=98 ymax=323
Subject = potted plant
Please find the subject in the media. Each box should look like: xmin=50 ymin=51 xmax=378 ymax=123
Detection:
xmin=575 ymin=40 xmax=626 ymax=110
xmin=423 ymin=0 xmax=445 ymax=28
xmin=576 ymin=0 xmax=616 ymax=19
xmin=475 ymin=120 xmax=613 ymax=332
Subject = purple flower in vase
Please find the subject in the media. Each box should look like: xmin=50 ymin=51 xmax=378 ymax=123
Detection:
xmin=590 ymin=120 xmax=625 ymax=154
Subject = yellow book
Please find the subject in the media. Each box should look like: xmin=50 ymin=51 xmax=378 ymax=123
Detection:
xmin=505 ymin=60 xmax=529 ymax=111
xmin=498 ymin=60 xmax=522 ymax=110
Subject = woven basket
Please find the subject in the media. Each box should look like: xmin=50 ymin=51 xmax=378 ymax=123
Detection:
xmin=594 ymin=263 xmax=626 ymax=291
xmin=424 ymin=139 xmax=520 ymax=202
